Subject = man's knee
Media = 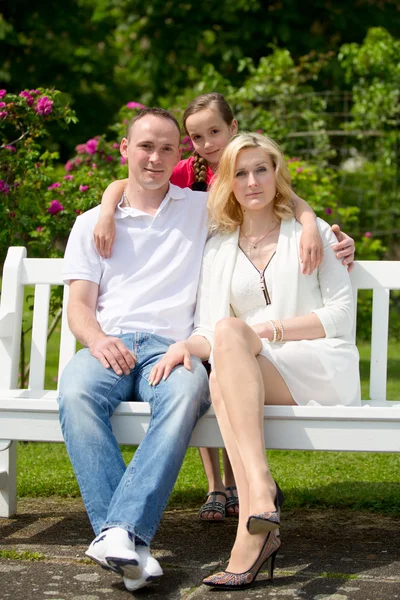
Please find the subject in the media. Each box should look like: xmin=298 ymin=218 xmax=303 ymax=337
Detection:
xmin=162 ymin=357 xmax=210 ymax=415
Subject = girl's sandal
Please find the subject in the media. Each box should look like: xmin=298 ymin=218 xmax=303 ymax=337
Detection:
xmin=198 ymin=491 xmax=227 ymax=521
xmin=225 ymin=485 xmax=239 ymax=517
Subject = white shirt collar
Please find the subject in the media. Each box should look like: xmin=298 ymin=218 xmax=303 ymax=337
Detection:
xmin=116 ymin=182 xmax=186 ymax=219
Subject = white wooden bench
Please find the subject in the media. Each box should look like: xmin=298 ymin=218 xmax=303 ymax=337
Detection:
xmin=0 ymin=246 xmax=399 ymax=518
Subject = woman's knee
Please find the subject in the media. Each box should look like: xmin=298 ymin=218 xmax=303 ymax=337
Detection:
xmin=214 ymin=318 xmax=249 ymax=354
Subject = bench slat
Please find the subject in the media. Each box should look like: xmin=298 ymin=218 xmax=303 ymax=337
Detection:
xmin=370 ymin=287 xmax=390 ymax=402
xmin=29 ymin=284 xmax=51 ymax=390
xmin=58 ymin=285 xmax=77 ymax=380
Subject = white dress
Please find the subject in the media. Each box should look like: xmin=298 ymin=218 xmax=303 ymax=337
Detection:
xmin=229 ymin=248 xmax=360 ymax=407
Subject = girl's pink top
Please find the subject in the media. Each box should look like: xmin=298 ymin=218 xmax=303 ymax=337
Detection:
xmin=170 ymin=156 xmax=214 ymax=189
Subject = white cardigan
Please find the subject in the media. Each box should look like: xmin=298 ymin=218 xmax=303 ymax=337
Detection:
xmin=191 ymin=217 xmax=355 ymax=350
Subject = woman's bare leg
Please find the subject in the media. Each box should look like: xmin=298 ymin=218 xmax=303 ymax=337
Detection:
xmin=212 ymin=318 xmax=295 ymax=572
xmin=198 ymin=447 xmax=226 ymax=520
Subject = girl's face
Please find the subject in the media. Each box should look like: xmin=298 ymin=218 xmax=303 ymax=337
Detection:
xmin=232 ymin=147 xmax=277 ymax=215
xmin=185 ymin=106 xmax=238 ymax=168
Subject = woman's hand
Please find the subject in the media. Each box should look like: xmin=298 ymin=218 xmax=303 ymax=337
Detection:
xmin=148 ymin=342 xmax=192 ymax=385
xmin=300 ymin=224 xmax=324 ymax=275
xmin=93 ymin=216 xmax=116 ymax=258
xmin=331 ymin=224 xmax=355 ymax=272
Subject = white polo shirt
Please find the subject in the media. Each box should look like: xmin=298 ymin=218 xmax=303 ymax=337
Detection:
xmin=63 ymin=184 xmax=208 ymax=341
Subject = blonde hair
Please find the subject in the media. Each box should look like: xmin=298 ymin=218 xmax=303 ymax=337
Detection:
xmin=208 ymin=133 xmax=294 ymax=233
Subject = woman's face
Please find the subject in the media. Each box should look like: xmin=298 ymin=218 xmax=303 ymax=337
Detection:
xmin=232 ymin=147 xmax=277 ymax=214
xmin=185 ymin=106 xmax=238 ymax=168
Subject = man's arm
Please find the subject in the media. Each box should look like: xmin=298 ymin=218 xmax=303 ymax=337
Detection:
xmin=68 ymin=279 xmax=136 ymax=376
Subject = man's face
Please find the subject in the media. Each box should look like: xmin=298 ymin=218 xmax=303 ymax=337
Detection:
xmin=120 ymin=115 xmax=181 ymax=190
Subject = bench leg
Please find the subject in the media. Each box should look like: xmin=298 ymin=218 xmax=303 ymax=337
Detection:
xmin=0 ymin=440 xmax=17 ymax=517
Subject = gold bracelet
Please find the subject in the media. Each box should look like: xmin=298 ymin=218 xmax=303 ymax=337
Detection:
xmin=276 ymin=319 xmax=284 ymax=342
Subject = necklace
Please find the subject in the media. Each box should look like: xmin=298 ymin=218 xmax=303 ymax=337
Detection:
xmin=240 ymin=221 xmax=278 ymax=249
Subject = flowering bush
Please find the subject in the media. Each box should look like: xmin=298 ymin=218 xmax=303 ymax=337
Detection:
xmin=0 ymin=88 xmax=78 ymax=260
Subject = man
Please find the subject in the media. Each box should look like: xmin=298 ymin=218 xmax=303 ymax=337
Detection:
xmin=58 ymin=108 xmax=210 ymax=592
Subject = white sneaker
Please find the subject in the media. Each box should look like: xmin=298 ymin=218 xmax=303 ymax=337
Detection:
xmin=123 ymin=546 xmax=163 ymax=592
xmin=85 ymin=527 xmax=141 ymax=579
xmin=104 ymin=527 xmax=142 ymax=579
xmin=85 ymin=531 xmax=118 ymax=572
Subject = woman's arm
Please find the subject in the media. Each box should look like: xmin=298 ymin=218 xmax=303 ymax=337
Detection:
xmin=291 ymin=191 xmax=323 ymax=276
xmin=93 ymin=179 xmax=127 ymax=258
xmin=331 ymin=224 xmax=355 ymax=271
xmin=252 ymin=313 xmax=325 ymax=341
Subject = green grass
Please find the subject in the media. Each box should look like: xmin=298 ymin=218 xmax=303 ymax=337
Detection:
xmin=15 ymin=290 xmax=400 ymax=513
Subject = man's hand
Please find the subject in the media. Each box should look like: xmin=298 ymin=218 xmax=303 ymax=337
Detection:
xmin=148 ymin=342 xmax=191 ymax=386
xmin=89 ymin=336 xmax=136 ymax=375
xmin=331 ymin=224 xmax=355 ymax=272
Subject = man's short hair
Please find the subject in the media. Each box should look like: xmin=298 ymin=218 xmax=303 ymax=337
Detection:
xmin=127 ymin=107 xmax=181 ymax=140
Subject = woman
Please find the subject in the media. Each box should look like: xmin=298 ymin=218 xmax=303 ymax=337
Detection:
xmin=94 ymin=94 xmax=355 ymax=523
xmin=148 ymin=132 xmax=360 ymax=589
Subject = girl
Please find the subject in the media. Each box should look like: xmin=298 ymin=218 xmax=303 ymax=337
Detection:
xmin=93 ymin=93 xmax=355 ymax=523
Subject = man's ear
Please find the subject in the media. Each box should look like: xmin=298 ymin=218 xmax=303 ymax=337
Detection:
xmin=120 ymin=138 xmax=128 ymax=158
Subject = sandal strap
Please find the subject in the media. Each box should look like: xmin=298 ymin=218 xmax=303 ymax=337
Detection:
xmin=198 ymin=490 xmax=227 ymax=517
xmin=225 ymin=486 xmax=239 ymax=509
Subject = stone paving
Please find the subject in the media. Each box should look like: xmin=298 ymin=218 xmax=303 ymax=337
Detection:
xmin=1 ymin=498 xmax=400 ymax=599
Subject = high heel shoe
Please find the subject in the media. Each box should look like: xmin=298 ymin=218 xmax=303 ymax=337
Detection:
xmin=246 ymin=481 xmax=284 ymax=534
xmin=202 ymin=530 xmax=280 ymax=589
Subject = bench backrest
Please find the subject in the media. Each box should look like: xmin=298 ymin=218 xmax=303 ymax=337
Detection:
xmin=1 ymin=247 xmax=399 ymax=401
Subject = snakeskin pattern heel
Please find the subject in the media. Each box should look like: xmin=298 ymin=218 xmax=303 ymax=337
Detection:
xmin=246 ymin=482 xmax=284 ymax=534
xmin=202 ymin=530 xmax=280 ymax=589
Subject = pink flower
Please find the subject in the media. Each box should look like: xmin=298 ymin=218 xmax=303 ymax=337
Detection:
xmin=75 ymin=157 xmax=82 ymax=166
xmin=63 ymin=174 xmax=74 ymax=180
xmin=0 ymin=90 xmax=6 ymax=99
xmin=36 ymin=226 xmax=43 ymax=232
xmin=0 ymin=180 xmax=10 ymax=194
xmin=35 ymin=96 xmax=53 ymax=116
xmin=65 ymin=160 xmax=74 ymax=172
xmin=364 ymin=231 xmax=372 ymax=238
xmin=91 ymin=163 xmax=97 ymax=169
xmin=4 ymin=145 xmax=16 ymax=152
xmin=296 ymin=167 xmax=303 ymax=173
xmin=79 ymin=185 xmax=89 ymax=192
xmin=325 ymin=207 xmax=332 ymax=215
xmin=19 ymin=91 xmax=34 ymax=106
xmin=106 ymin=155 xmax=113 ymax=162
xmin=35 ymin=162 xmax=41 ymax=168
xmin=113 ymin=142 xmax=120 ymax=149
xmin=48 ymin=200 xmax=64 ymax=215
xmin=47 ymin=182 xmax=61 ymax=190
xmin=75 ymin=208 xmax=82 ymax=215
xmin=76 ymin=144 xmax=86 ymax=154
xmin=29 ymin=89 xmax=40 ymax=95
xmin=256 ymin=129 xmax=264 ymax=134
xmin=88 ymin=171 xmax=93 ymax=176
xmin=85 ymin=138 xmax=99 ymax=154
xmin=126 ymin=101 xmax=145 ymax=110
xmin=0 ymin=111 xmax=7 ymax=119
xmin=0 ymin=102 xmax=6 ymax=109
xmin=9 ymin=211 xmax=16 ymax=218
xmin=120 ymin=156 xmax=127 ymax=165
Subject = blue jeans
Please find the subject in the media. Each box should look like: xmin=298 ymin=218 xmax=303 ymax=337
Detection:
xmin=58 ymin=333 xmax=210 ymax=544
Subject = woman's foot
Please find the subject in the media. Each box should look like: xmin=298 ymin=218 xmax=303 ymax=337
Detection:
xmin=227 ymin=529 xmax=273 ymax=574
xmin=198 ymin=491 xmax=227 ymax=521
